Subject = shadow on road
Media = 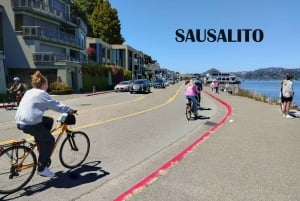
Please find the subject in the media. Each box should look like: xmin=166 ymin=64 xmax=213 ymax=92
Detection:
xmin=0 ymin=161 xmax=110 ymax=200
xmin=199 ymin=107 xmax=212 ymax=110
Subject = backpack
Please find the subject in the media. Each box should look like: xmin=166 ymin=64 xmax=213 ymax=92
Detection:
xmin=282 ymin=80 xmax=293 ymax=98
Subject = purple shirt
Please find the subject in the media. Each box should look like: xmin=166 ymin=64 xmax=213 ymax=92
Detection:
xmin=185 ymin=85 xmax=198 ymax=96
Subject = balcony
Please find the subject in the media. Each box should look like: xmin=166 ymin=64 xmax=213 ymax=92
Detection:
xmin=33 ymin=52 xmax=54 ymax=63
xmin=12 ymin=0 xmax=71 ymax=23
xmin=21 ymin=26 xmax=84 ymax=49
xmin=21 ymin=26 xmax=42 ymax=38
xmin=33 ymin=52 xmax=82 ymax=64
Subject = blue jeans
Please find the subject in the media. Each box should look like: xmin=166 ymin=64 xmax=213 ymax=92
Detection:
xmin=17 ymin=116 xmax=55 ymax=171
xmin=186 ymin=96 xmax=198 ymax=114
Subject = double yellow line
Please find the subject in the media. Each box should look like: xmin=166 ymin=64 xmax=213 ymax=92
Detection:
xmin=75 ymin=84 xmax=183 ymax=130
xmin=0 ymin=84 xmax=183 ymax=145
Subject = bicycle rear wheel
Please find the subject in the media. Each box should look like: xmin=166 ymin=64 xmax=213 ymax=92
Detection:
xmin=0 ymin=145 xmax=37 ymax=194
xmin=186 ymin=103 xmax=192 ymax=121
xmin=59 ymin=131 xmax=90 ymax=169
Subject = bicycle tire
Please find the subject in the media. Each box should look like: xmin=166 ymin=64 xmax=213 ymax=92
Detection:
xmin=0 ymin=145 xmax=37 ymax=194
xmin=59 ymin=131 xmax=90 ymax=169
xmin=3 ymin=96 xmax=16 ymax=110
xmin=186 ymin=103 xmax=192 ymax=121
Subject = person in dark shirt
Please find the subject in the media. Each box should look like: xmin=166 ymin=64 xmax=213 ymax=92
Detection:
xmin=194 ymin=79 xmax=203 ymax=107
xmin=7 ymin=77 xmax=24 ymax=105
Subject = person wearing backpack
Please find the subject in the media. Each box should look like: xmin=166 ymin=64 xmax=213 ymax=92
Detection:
xmin=281 ymin=74 xmax=294 ymax=118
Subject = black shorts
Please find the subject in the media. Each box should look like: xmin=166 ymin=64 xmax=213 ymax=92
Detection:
xmin=282 ymin=96 xmax=293 ymax=102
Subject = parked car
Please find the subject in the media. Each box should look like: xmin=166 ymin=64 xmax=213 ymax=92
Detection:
xmin=114 ymin=80 xmax=132 ymax=92
xmin=164 ymin=79 xmax=170 ymax=86
xmin=152 ymin=79 xmax=166 ymax=88
xmin=167 ymin=78 xmax=175 ymax=85
xmin=129 ymin=79 xmax=151 ymax=94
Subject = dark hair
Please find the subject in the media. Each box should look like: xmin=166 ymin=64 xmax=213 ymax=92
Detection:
xmin=286 ymin=74 xmax=293 ymax=80
xmin=31 ymin=71 xmax=47 ymax=88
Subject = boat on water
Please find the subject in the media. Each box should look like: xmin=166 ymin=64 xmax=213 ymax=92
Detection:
xmin=204 ymin=72 xmax=241 ymax=85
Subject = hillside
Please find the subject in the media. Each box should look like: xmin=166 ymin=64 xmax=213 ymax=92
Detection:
xmin=204 ymin=67 xmax=300 ymax=80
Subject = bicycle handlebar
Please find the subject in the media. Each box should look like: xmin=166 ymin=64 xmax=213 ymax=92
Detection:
xmin=57 ymin=112 xmax=77 ymax=125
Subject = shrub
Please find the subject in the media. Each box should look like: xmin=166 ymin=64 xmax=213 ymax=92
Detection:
xmin=49 ymin=82 xmax=70 ymax=90
xmin=49 ymin=82 xmax=72 ymax=95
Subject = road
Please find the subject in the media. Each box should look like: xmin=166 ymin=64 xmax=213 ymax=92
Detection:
xmin=0 ymin=82 xmax=226 ymax=201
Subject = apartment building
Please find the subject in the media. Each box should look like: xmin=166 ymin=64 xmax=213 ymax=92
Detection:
xmin=0 ymin=0 xmax=87 ymax=93
xmin=86 ymin=37 xmax=113 ymax=65
xmin=112 ymin=44 xmax=148 ymax=79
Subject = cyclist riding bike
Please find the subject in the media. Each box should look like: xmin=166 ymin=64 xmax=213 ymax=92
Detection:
xmin=15 ymin=71 xmax=77 ymax=178
xmin=7 ymin=77 xmax=24 ymax=106
xmin=185 ymin=79 xmax=199 ymax=117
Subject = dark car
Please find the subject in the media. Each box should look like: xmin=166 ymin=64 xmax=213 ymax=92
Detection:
xmin=129 ymin=79 xmax=151 ymax=94
xmin=153 ymin=79 xmax=165 ymax=88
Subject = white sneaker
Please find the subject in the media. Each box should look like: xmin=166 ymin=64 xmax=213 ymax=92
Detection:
xmin=286 ymin=114 xmax=294 ymax=119
xmin=37 ymin=167 xmax=55 ymax=177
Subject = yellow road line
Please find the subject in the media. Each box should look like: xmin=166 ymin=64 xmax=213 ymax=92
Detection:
xmin=0 ymin=84 xmax=183 ymax=145
xmin=75 ymin=85 xmax=183 ymax=130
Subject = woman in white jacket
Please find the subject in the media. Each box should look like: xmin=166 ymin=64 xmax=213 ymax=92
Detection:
xmin=15 ymin=71 xmax=76 ymax=177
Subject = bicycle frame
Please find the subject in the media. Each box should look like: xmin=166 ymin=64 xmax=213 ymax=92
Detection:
xmin=14 ymin=143 xmax=36 ymax=172
xmin=49 ymin=123 xmax=70 ymax=156
xmin=5 ymin=123 xmax=71 ymax=172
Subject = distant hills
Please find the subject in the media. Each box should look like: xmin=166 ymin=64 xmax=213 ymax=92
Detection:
xmin=204 ymin=67 xmax=300 ymax=80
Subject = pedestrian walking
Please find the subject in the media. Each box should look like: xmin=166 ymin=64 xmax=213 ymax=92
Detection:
xmin=281 ymin=74 xmax=294 ymax=118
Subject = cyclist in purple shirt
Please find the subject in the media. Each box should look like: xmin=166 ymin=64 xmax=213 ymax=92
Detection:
xmin=185 ymin=80 xmax=199 ymax=117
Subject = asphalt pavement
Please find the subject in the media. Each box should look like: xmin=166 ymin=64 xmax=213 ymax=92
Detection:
xmin=115 ymin=89 xmax=300 ymax=201
xmin=1 ymin=87 xmax=299 ymax=201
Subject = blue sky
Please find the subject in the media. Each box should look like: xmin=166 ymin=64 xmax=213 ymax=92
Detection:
xmin=109 ymin=0 xmax=299 ymax=73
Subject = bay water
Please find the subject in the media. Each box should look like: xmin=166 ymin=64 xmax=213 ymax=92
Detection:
xmin=240 ymin=80 xmax=300 ymax=107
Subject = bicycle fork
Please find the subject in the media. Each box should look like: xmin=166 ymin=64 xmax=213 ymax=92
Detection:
xmin=66 ymin=132 xmax=78 ymax=151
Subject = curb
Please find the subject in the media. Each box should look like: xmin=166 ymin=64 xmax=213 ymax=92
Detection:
xmin=0 ymin=103 xmax=15 ymax=109
xmin=113 ymin=90 xmax=232 ymax=201
xmin=85 ymin=91 xmax=113 ymax=96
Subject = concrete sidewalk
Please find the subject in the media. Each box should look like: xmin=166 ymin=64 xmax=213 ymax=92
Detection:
xmin=123 ymin=90 xmax=300 ymax=201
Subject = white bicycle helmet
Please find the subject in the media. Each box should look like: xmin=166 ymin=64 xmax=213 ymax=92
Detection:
xmin=13 ymin=77 xmax=20 ymax=81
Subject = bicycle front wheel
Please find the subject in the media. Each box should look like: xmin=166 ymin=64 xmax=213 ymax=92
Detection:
xmin=59 ymin=131 xmax=90 ymax=169
xmin=3 ymin=96 xmax=16 ymax=110
xmin=0 ymin=145 xmax=37 ymax=194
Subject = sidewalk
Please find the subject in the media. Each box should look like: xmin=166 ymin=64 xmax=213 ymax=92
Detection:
xmin=118 ymin=90 xmax=300 ymax=201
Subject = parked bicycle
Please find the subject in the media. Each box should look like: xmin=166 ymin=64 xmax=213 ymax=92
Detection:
xmin=0 ymin=113 xmax=90 ymax=194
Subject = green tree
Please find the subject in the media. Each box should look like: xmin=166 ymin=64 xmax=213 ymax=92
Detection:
xmin=70 ymin=0 xmax=98 ymax=37
xmin=90 ymin=0 xmax=124 ymax=44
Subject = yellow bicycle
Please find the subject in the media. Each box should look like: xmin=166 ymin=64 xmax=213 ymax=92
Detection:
xmin=0 ymin=113 xmax=90 ymax=194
